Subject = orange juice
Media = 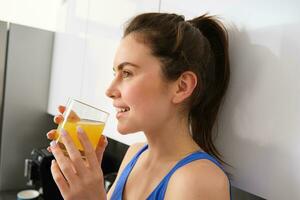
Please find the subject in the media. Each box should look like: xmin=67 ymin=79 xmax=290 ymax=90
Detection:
xmin=56 ymin=119 xmax=105 ymax=156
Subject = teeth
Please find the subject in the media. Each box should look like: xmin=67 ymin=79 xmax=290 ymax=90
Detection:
xmin=116 ymin=107 xmax=129 ymax=112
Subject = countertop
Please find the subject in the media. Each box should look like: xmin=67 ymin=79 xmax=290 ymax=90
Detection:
xmin=0 ymin=190 xmax=18 ymax=200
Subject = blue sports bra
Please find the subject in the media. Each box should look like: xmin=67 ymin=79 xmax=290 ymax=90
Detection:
xmin=110 ymin=144 xmax=232 ymax=200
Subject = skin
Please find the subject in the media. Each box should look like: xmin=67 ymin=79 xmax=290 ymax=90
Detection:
xmin=47 ymin=106 xmax=108 ymax=200
xmin=106 ymin=33 xmax=230 ymax=199
xmin=47 ymin=33 xmax=230 ymax=200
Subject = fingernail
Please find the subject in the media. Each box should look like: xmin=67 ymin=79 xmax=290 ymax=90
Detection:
xmin=52 ymin=160 xmax=56 ymax=164
xmin=50 ymin=141 xmax=57 ymax=147
xmin=61 ymin=129 xmax=67 ymax=136
xmin=77 ymin=126 xmax=84 ymax=134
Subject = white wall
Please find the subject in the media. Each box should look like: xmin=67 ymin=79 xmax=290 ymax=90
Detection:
xmin=159 ymin=0 xmax=300 ymax=199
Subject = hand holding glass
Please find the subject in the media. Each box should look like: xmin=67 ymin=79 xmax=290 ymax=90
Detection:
xmin=55 ymin=99 xmax=109 ymax=157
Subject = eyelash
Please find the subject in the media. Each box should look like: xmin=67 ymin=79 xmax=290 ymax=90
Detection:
xmin=122 ymin=70 xmax=132 ymax=78
xmin=113 ymin=70 xmax=132 ymax=78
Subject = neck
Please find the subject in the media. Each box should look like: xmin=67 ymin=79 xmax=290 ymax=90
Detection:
xmin=143 ymin=115 xmax=201 ymax=163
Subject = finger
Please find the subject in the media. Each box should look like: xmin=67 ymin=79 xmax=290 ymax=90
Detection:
xmin=51 ymin=159 xmax=69 ymax=196
xmin=67 ymin=110 xmax=80 ymax=122
xmin=47 ymin=146 xmax=52 ymax=153
xmin=76 ymin=127 xmax=99 ymax=169
xmin=58 ymin=105 xmax=80 ymax=123
xmin=58 ymin=105 xmax=66 ymax=114
xmin=46 ymin=129 xmax=57 ymax=140
xmin=54 ymin=115 xmax=64 ymax=124
xmin=60 ymin=129 xmax=86 ymax=176
xmin=95 ymin=135 xmax=108 ymax=164
xmin=50 ymin=141 xmax=78 ymax=183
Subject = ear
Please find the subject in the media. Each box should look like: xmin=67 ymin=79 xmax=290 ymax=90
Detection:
xmin=172 ymin=71 xmax=197 ymax=104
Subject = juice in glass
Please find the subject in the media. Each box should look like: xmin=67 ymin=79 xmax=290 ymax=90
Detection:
xmin=55 ymin=99 xmax=109 ymax=157
xmin=56 ymin=119 xmax=105 ymax=154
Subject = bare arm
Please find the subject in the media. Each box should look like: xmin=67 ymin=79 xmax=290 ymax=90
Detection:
xmin=164 ymin=159 xmax=230 ymax=200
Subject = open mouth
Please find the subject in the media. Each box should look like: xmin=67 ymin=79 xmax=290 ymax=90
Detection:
xmin=116 ymin=107 xmax=130 ymax=113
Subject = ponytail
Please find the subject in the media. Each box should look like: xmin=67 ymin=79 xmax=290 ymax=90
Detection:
xmin=188 ymin=14 xmax=230 ymax=165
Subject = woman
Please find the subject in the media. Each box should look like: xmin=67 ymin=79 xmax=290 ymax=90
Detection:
xmin=47 ymin=12 xmax=232 ymax=200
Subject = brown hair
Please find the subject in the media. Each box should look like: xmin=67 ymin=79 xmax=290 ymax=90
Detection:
xmin=123 ymin=13 xmax=230 ymax=166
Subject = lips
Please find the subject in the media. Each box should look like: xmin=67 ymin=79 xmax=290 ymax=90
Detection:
xmin=114 ymin=104 xmax=130 ymax=119
xmin=116 ymin=107 xmax=130 ymax=113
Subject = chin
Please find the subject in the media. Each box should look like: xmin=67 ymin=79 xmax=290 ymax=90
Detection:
xmin=117 ymin=125 xmax=140 ymax=135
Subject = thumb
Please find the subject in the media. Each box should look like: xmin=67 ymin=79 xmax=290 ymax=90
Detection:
xmin=95 ymin=135 xmax=108 ymax=164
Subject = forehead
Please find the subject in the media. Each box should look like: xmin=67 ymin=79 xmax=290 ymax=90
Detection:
xmin=113 ymin=34 xmax=161 ymax=70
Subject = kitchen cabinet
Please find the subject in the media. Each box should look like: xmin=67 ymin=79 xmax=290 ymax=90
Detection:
xmin=0 ymin=21 xmax=54 ymax=191
xmin=0 ymin=0 xmax=62 ymax=31
xmin=48 ymin=0 xmax=89 ymax=115
xmin=48 ymin=0 xmax=159 ymax=144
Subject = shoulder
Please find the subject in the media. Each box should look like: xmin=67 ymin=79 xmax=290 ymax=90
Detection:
xmin=113 ymin=142 xmax=146 ymax=176
xmin=107 ymin=142 xmax=146 ymax=199
xmin=123 ymin=142 xmax=147 ymax=161
xmin=164 ymin=159 xmax=230 ymax=200
xmin=112 ymin=141 xmax=146 ymax=174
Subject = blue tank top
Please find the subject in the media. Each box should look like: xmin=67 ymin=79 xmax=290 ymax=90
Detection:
xmin=110 ymin=145 xmax=232 ymax=200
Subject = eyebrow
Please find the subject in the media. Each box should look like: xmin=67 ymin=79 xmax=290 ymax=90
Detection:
xmin=113 ymin=62 xmax=140 ymax=72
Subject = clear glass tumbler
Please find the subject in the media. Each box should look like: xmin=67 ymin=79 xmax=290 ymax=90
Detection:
xmin=56 ymin=99 xmax=109 ymax=157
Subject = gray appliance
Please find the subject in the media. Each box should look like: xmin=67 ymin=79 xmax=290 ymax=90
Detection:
xmin=0 ymin=21 xmax=55 ymax=191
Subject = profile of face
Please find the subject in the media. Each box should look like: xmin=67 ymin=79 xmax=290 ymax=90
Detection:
xmin=105 ymin=33 xmax=178 ymax=134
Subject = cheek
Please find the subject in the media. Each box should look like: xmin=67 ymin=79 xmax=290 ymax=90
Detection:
xmin=121 ymin=83 xmax=142 ymax=104
xmin=125 ymin=81 xmax=170 ymax=114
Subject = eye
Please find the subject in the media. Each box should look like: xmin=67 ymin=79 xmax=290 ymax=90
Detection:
xmin=122 ymin=70 xmax=132 ymax=78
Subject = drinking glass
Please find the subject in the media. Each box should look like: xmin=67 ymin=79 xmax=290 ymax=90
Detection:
xmin=56 ymin=99 xmax=109 ymax=157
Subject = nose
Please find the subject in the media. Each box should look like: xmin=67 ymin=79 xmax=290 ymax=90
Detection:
xmin=105 ymin=80 xmax=120 ymax=99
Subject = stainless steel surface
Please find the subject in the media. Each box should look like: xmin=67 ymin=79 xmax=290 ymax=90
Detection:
xmin=0 ymin=21 xmax=7 ymax=152
xmin=0 ymin=23 xmax=54 ymax=190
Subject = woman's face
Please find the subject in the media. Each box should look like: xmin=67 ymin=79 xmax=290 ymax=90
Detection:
xmin=106 ymin=33 xmax=176 ymax=134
